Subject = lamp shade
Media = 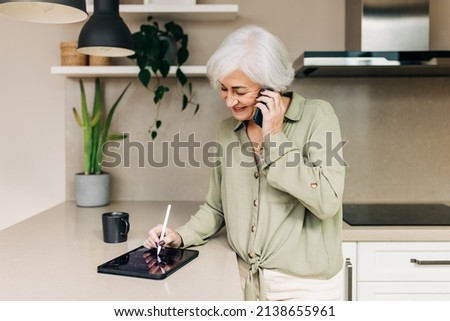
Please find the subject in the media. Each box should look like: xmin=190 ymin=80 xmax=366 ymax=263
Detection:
xmin=0 ymin=0 xmax=87 ymax=23
xmin=77 ymin=0 xmax=134 ymax=57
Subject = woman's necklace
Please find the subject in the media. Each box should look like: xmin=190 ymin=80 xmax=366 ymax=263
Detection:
xmin=246 ymin=122 xmax=264 ymax=166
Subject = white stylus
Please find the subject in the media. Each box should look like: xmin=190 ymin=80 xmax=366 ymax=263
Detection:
xmin=157 ymin=204 xmax=171 ymax=256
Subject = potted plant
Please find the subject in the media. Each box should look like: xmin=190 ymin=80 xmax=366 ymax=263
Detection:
xmin=129 ymin=16 xmax=199 ymax=139
xmin=73 ymin=78 xmax=131 ymax=207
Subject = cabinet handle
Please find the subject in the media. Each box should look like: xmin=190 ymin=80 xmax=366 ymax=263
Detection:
xmin=345 ymin=258 xmax=353 ymax=301
xmin=410 ymin=258 xmax=450 ymax=265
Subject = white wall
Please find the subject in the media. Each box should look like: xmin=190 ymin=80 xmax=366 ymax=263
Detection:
xmin=0 ymin=16 xmax=81 ymax=230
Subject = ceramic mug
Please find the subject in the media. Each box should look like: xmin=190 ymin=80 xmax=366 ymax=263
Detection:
xmin=102 ymin=212 xmax=130 ymax=243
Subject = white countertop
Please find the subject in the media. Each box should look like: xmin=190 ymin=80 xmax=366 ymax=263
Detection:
xmin=0 ymin=201 xmax=242 ymax=300
xmin=342 ymin=221 xmax=450 ymax=242
xmin=2 ymin=201 xmax=450 ymax=300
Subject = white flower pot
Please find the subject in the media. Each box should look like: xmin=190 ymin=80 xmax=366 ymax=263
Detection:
xmin=75 ymin=172 xmax=111 ymax=207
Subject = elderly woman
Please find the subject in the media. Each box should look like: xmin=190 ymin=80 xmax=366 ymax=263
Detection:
xmin=144 ymin=25 xmax=346 ymax=301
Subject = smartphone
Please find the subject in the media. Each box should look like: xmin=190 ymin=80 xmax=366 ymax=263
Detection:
xmin=253 ymin=87 xmax=273 ymax=127
xmin=253 ymin=107 xmax=264 ymax=127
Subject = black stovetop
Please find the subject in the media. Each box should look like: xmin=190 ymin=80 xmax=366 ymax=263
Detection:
xmin=343 ymin=203 xmax=450 ymax=226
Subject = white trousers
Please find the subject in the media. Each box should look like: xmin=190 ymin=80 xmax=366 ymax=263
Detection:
xmin=238 ymin=258 xmax=344 ymax=301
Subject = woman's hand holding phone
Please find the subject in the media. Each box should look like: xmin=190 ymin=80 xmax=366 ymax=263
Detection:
xmin=254 ymin=88 xmax=288 ymax=136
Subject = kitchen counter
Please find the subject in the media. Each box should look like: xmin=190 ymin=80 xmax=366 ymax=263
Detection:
xmin=342 ymin=221 xmax=450 ymax=242
xmin=342 ymin=203 xmax=450 ymax=241
xmin=2 ymin=201 xmax=450 ymax=300
xmin=0 ymin=201 xmax=242 ymax=300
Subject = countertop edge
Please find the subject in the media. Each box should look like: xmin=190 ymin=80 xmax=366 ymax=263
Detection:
xmin=4 ymin=201 xmax=450 ymax=242
xmin=342 ymin=222 xmax=450 ymax=242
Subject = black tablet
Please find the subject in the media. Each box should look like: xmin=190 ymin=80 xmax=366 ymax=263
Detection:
xmin=97 ymin=246 xmax=199 ymax=280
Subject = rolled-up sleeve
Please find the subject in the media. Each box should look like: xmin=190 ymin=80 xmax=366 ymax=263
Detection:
xmin=261 ymin=101 xmax=345 ymax=220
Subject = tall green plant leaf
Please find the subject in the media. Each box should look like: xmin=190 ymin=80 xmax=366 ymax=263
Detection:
xmin=72 ymin=108 xmax=83 ymax=127
xmin=78 ymin=79 xmax=92 ymax=175
xmin=74 ymin=79 xmax=130 ymax=175
xmin=90 ymin=78 xmax=102 ymax=174
xmin=95 ymin=81 xmax=132 ymax=174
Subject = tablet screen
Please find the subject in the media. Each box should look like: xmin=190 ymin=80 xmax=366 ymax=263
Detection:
xmin=97 ymin=246 xmax=199 ymax=280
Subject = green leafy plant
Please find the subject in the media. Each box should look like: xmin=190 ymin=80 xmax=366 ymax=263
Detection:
xmin=129 ymin=16 xmax=199 ymax=139
xmin=73 ymin=78 xmax=131 ymax=175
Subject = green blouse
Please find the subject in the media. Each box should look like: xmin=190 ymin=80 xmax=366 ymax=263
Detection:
xmin=176 ymin=92 xmax=346 ymax=300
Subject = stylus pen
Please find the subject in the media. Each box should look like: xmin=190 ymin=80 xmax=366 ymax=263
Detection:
xmin=157 ymin=204 xmax=171 ymax=256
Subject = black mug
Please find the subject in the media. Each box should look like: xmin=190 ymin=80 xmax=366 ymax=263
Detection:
xmin=102 ymin=212 xmax=130 ymax=243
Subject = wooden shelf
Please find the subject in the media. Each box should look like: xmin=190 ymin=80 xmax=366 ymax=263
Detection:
xmin=53 ymin=4 xmax=238 ymax=78
xmin=87 ymin=4 xmax=239 ymax=21
xmin=50 ymin=65 xmax=207 ymax=78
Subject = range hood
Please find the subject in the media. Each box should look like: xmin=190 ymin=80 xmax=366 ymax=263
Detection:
xmin=294 ymin=0 xmax=450 ymax=77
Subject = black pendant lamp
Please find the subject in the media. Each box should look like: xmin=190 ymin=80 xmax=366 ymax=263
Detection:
xmin=0 ymin=0 xmax=87 ymax=23
xmin=77 ymin=0 xmax=134 ymax=57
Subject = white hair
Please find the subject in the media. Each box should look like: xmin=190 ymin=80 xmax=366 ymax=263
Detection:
xmin=206 ymin=25 xmax=295 ymax=93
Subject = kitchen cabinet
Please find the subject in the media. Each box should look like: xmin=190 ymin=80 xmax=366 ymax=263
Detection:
xmin=342 ymin=242 xmax=357 ymax=301
xmin=51 ymin=4 xmax=239 ymax=78
xmin=357 ymin=242 xmax=450 ymax=300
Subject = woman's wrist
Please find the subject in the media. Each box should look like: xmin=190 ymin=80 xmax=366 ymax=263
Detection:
xmin=175 ymin=231 xmax=184 ymax=248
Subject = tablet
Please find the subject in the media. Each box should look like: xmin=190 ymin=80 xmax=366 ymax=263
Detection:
xmin=97 ymin=246 xmax=199 ymax=280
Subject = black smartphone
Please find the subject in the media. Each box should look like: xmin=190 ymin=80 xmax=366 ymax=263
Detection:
xmin=253 ymin=87 xmax=274 ymax=127
xmin=253 ymin=107 xmax=264 ymax=127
